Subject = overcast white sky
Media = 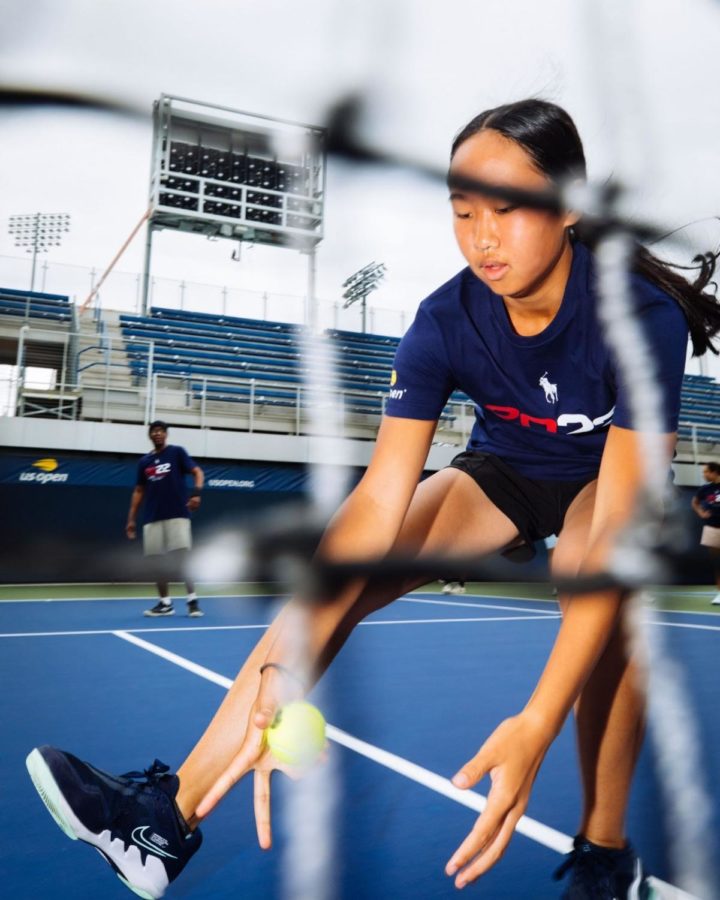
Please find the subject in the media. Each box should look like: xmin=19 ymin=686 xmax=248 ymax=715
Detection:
xmin=2 ymin=0 xmax=720 ymax=372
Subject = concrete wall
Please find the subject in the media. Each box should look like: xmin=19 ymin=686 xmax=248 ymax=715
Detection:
xmin=0 ymin=416 xmax=459 ymax=470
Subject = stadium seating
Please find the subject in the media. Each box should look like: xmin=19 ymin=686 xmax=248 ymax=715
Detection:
xmin=0 ymin=287 xmax=716 ymax=444
xmin=678 ymin=373 xmax=720 ymax=442
xmin=118 ymin=307 xmax=720 ymax=438
xmin=119 ymin=308 xmax=467 ymax=421
xmin=0 ymin=287 xmax=72 ymax=322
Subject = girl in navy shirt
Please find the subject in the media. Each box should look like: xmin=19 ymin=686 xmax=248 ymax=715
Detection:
xmin=192 ymin=101 xmax=720 ymax=897
xmin=190 ymin=100 xmax=720 ymax=900
xmin=30 ymin=100 xmax=720 ymax=900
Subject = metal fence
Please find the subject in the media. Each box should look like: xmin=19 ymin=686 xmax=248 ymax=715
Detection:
xmin=0 ymin=254 xmax=410 ymax=336
xmin=2 ymin=325 xmax=472 ymax=443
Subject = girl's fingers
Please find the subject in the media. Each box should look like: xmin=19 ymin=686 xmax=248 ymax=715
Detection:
xmin=454 ymin=807 xmax=522 ymax=887
xmin=196 ymin=666 xmax=292 ymax=820
xmin=196 ymin=727 xmax=265 ymax=818
xmin=195 ymin=756 xmax=246 ymax=819
xmin=253 ymin=767 xmax=273 ymax=849
xmin=445 ymin=816 xmax=502 ymax=879
xmin=445 ymin=778 xmax=514 ymax=877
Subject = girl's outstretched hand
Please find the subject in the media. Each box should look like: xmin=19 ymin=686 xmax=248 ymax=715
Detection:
xmin=195 ymin=665 xmax=301 ymax=849
xmin=445 ymin=711 xmax=553 ymax=888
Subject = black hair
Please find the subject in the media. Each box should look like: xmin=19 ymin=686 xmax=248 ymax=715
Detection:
xmin=148 ymin=420 xmax=168 ymax=434
xmin=451 ymin=98 xmax=720 ymax=357
xmin=705 ymin=462 xmax=720 ymax=474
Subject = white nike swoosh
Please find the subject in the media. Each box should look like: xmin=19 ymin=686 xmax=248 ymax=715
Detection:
xmin=628 ymin=858 xmax=643 ymax=900
xmin=131 ymin=825 xmax=178 ymax=860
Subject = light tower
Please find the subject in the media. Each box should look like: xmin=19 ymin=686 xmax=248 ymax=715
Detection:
xmin=142 ymin=95 xmax=326 ymax=319
xmin=342 ymin=262 xmax=387 ymax=332
xmin=8 ymin=213 xmax=71 ymax=291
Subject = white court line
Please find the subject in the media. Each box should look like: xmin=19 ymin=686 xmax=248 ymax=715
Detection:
xmin=412 ymin=593 xmax=720 ymax=622
xmin=0 ymin=593 xmax=276 ymax=604
xmin=418 ymin=592 xmax=720 ymax=619
xmin=646 ymin=619 xmax=720 ymax=633
xmin=400 ymin=596 xmax=559 ymax=615
xmin=361 ymin=614 xmax=560 ymax=626
xmin=12 ymin=614 xmax=720 ymax=642
xmin=643 ymin=608 xmax=720 ymax=619
xmin=0 ymin=624 xmax=270 ymax=639
xmin=115 ymin=631 xmax=236 ymax=690
xmin=0 ymin=614 xmax=560 ymax=639
xmin=3 ymin=590 xmax=719 ymax=625
xmin=113 ymin=630 xmax=698 ymax=900
xmin=1 ymin=591 xmax=545 ymax=606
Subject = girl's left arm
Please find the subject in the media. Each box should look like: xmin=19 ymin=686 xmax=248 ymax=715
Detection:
xmin=445 ymin=425 xmax=676 ymax=887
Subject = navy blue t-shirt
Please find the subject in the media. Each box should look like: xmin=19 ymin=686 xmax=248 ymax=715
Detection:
xmin=136 ymin=444 xmax=198 ymax=523
xmin=695 ymin=482 xmax=720 ymax=527
xmin=385 ymin=242 xmax=688 ymax=480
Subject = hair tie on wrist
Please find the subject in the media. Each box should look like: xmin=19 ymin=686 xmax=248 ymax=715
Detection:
xmin=259 ymin=662 xmax=306 ymax=688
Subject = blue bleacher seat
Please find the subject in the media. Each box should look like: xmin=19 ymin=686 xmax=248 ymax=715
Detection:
xmin=0 ymin=287 xmax=71 ymax=322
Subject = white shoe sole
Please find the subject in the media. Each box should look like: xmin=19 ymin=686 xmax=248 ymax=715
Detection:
xmin=26 ymin=749 xmax=168 ymax=899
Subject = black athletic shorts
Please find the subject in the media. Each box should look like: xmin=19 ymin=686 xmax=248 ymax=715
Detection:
xmin=448 ymin=451 xmax=596 ymax=559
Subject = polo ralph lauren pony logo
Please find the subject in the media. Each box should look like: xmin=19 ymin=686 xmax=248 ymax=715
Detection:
xmin=539 ymin=372 xmax=558 ymax=403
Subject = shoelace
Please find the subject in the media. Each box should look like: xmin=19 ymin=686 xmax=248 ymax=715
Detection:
xmin=120 ymin=759 xmax=171 ymax=784
xmin=553 ymin=842 xmax=618 ymax=893
xmin=109 ymin=760 xmax=175 ymax=848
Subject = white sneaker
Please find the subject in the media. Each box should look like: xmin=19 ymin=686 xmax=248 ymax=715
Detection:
xmin=450 ymin=585 xmax=466 ymax=594
xmin=442 ymin=583 xmax=452 ymax=594
xmin=711 ymin=593 xmax=720 ymax=606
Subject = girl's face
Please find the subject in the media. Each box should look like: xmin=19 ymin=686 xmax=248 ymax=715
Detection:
xmin=449 ymin=129 xmax=578 ymax=303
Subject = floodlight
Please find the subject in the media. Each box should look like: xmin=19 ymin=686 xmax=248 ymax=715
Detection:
xmin=7 ymin=212 xmax=71 ymax=290
xmin=140 ymin=95 xmax=327 ymax=315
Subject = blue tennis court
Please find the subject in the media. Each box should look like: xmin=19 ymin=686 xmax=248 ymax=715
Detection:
xmin=2 ymin=588 xmax=718 ymax=899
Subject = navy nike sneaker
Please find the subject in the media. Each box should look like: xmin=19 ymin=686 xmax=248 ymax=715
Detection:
xmin=26 ymin=746 xmax=202 ymax=899
xmin=554 ymin=834 xmax=655 ymax=899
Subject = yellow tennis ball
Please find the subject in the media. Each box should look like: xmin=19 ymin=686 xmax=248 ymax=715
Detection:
xmin=265 ymin=701 xmax=326 ymax=766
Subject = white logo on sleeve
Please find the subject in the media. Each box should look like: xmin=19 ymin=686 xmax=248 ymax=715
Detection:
xmin=538 ymin=372 xmax=558 ymax=403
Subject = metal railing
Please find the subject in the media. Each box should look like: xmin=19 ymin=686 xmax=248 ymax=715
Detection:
xmin=0 ymin=254 xmax=410 ymax=336
xmin=3 ymin=322 xmax=718 ymax=455
xmin=2 ymin=324 xmax=471 ymax=440
xmin=680 ymin=420 xmax=720 ymax=466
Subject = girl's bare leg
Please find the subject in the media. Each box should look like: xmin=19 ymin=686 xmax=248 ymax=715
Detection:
xmin=176 ymin=468 xmax=519 ymax=820
xmin=553 ymin=482 xmax=645 ymax=848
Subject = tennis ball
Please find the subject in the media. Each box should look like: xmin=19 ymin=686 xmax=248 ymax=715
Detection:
xmin=265 ymin=701 xmax=326 ymax=766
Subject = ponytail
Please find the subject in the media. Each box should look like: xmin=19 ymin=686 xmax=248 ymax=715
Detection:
xmin=633 ymin=245 xmax=720 ymax=357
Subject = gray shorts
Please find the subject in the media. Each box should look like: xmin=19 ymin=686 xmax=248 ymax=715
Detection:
xmin=701 ymin=525 xmax=720 ymax=549
xmin=143 ymin=518 xmax=192 ymax=556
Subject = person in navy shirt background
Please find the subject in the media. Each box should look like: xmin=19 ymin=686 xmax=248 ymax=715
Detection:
xmin=692 ymin=461 xmax=720 ymax=605
xmin=28 ymin=101 xmax=720 ymax=900
xmin=126 ymin=420 xmax=205 ymax=617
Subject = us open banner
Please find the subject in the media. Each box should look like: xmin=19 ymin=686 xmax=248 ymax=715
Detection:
xmin=0 ymin=454 xmax=309 ymax=493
